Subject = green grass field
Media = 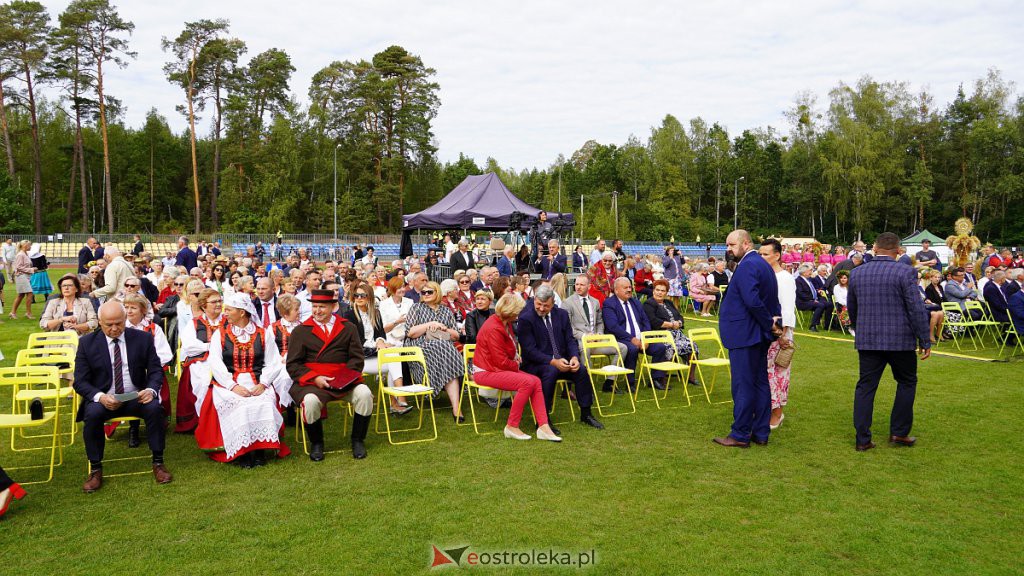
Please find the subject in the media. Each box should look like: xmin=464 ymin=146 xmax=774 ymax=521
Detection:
xmin=1 ymin=269 xmax=1021 ymax=575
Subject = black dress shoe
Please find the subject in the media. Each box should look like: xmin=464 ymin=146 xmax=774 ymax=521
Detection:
xmin=602 ymin=382 xmax=614 ymax=393
xmin=453 ymin=414 xmax=465 ymax=424
xmin=809 ymin=326 xmax=819 ymax=333
xmin=237 ymin=453 xmax=255 ymax=469
xmin=352 ymin=440 xmax=367 ymax=459
xmin=309 ymin=442 xmax=325 ymax=462
xmin=752 ymin=438 xmax=768 ymax=446
xmin=580 ymin=415 xmax=604 ymax=430
xmin=253 ymin=450 xmax=267 ymax=466
xmin=127 ymin=424 xmax=141 ymax=449
xmin=653 ymin=379 xmax=667 ymax=391
xmin=30 ymin=398 xmax=44 ymax=420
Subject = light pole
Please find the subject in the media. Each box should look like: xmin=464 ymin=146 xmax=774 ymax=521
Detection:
xmin=333 ymin=144 xmax=341 ymax=241
xmin=734 ymin=176 xmax=745 ymax=230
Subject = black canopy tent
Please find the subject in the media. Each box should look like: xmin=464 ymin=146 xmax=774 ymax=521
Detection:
xmin=400 ymin=172 xmax=574 ymax=257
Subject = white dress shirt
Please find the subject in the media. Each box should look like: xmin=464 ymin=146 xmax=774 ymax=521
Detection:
xmin=619 ymin=297 xmax=641 ymax=337
xmin=93 ymin=334 xmax=137 ymax=401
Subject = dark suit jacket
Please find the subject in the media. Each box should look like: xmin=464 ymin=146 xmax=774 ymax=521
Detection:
xmin=253 ymin=296 xmax=279 ymax=323
xmin=572 ymin=253 xmax=587 ymax=270
xmin=795 ymin=275 xmax=821 ymax=309
xmin=602 ymin=296 xmax=652 ymax=344
xmin=518 ymin=303 xmax=580 ymax=365
xmin=719 ymin=251 xmax=780 ymax=350
xmin=73 ymin=328 xmax=163 ymax=420
xmin=642 ymin=297 xmax=683 ymax=330
xmin=1004 ymin=281 xmax=1022 ymax=299
xmin=450 ymin=250 xmax=475 ymax=272
xmin=77 ymin=245 xmax=94 ymax=274
xmin=535 ymin=254 xmax=567 ymax=279
xmin=463 ymin=308 xmax=492 ymax=344
xmin=132 ymin=241 xmax=144 ymax=256
xmin=176 ymin=246 xmax=198 ymax=271
xmin=1008 ymin=291 xmax=1024 ymax=335
xmin=848 ymin=256 xmax=930 ymax=351
xmin=924 ymin=283 xmax=944 ymax=305
xmin=496 ymin=256 xmax=513 ymax=277
xmin=984 ymin=282 xmax=1010 ymax=323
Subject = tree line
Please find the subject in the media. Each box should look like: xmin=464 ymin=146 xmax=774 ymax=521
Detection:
xmin=1 ymin=2 xmax=1021 ymax=244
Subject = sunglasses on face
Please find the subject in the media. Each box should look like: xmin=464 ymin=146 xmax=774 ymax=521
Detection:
xmin=354 ymin=293 xmax=369 ymax=299
xmin=125 ymin=283 xmax=139 ymax=288
xmin=459 ymin=280 xmax=470 ymax=284
xmin=174 ymin=282 xmax=185 ymax=287
xmin=421 ymin=290 xmax=436 ymax=295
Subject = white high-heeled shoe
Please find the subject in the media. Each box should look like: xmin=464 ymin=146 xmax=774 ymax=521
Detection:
xmin=535 ymin=427 xmax=562 ymax=442
xmin=503 ymin=427 xmax=531 ymax=441
xmin=769 ymin=413 xmax=785 ymax=430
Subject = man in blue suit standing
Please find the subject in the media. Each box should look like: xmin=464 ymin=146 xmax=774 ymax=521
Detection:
xmin=713 ymin=230 xmax=781 ymax=448
xmin=602 ymin=277 xmax=669 ymax=391
xmin=518 ymin=286 xmax=604 ymax=432
xmin=496 ymin=245 xmax=515 ymax=277
xmin=848 ymin=232 xmax=931 ymax=452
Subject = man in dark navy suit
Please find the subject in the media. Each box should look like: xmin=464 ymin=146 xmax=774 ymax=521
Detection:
xmin=795 ymin=264 xmax=829 ymax=332
xmin=602 ymin=277 xmax=669 ymax=392
xmin=534 ymin=239 xmax=567 ymax=280
xmin=518 ymin=286 xmax=604 ymax=433
xmin=174 ymin=235 xmax=198 ymax=271
xmin=74 ymin=302 xmax=173 ymax=493
xmin=983 ymin=271 xmax=1011 ymax=324
xmin=713 ymin=229 xmax=781 ymax=448
xmin=848 ymin=232 xmax=931 ymax=452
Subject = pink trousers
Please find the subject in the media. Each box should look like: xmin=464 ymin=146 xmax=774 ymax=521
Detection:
xmin=473 ymin=370 xmax=548 ymax=428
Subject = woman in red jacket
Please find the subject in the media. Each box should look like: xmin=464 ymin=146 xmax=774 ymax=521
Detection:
xmin=472 ymin=294 xmax=562 ymax=442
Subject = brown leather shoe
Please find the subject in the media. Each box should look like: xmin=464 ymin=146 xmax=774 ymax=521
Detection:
xmin=752 ymin=438 xmax=769 ymax=446
xmin=82 ymin=469 xmax=103 ymax=493
xmin=888 ymin=435 xmax=917 ymax=447
xmin=856 ymin=442 xmax=876 ymax=452
xmin=152 ymin=464 xmax=173 ymax=484
xmin=712 ymin=436 xmax=750 ymax=448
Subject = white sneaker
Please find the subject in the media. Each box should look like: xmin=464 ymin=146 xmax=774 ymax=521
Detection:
xmin=503 ymin=427 xmax=531 ymax=441
xmin=535 ymin=427 xmax=563 ymax=442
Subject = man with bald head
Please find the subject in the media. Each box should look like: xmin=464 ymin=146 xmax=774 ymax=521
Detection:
xmin=713 ymin=230 xmax=782 ymax=448
xmin=74 ymin=302 xmax=172 ymax=492
xmin=253 ymin=277 xmax=278 ymax=328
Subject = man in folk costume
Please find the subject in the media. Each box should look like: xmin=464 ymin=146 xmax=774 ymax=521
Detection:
xmin=286 ymin=289 xmax=371 ymax=461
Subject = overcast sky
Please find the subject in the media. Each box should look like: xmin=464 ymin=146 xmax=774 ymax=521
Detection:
xmin=36 ymin=0 xmax=1024 ymax=170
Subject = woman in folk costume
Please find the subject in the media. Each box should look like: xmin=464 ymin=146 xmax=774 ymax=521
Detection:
xmin=175 ymin=288 xmax=224 ymax=433
xmin=587 ymin=250 xmax=619 ymax=305
xmin=269 ymin=293 xmax=302 ymax=408
xmin=195 ymin=292 xmax=288 ymax=468
xmin=105 ymin=294 xmax=175 ymax=444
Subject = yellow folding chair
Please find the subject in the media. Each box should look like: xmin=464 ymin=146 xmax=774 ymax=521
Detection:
xmin=941 ymin=302 xmax=979 ymax=351
xmin=458 ymin=344 xmax=505 ymax=435
xmin=582 ymin=334 xmax=635 ymax=417
xmin=1 ymin=366 xmax=62 ymax=484
xmin=636 ymin=330 xmax=692 ymax=409
xmin=374 ymin=347 xmax=437 ymax=445
xmin=964 ymin=300 xmax=1000 ymax=346
xmin=686 ymin=328 xmax=732 ymax=404
xmin=15 ymin=348 xmax=79 ymax=446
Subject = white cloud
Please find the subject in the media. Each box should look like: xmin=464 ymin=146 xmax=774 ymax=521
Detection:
xmin=34 ymin=0 xmax=1024 ymax=169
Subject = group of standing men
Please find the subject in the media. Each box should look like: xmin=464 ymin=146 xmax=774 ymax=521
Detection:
xmin=714 ymin=230 xmax=931 ymax=451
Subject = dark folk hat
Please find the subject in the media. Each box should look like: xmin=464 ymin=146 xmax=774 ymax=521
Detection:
xmin=310 ymin=289 xmax=337 ymax=304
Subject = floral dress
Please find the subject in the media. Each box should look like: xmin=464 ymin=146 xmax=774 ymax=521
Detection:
xmin=404 ymin=303 xmax=464 ymax=396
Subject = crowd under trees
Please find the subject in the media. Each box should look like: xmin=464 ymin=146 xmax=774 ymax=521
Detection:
xmin=1 ymin=1 xmax=1022 ymax=244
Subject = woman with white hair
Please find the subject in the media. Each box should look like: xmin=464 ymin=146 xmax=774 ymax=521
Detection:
xmin=440 ymin=278 xmax=469 ymax=330
xmin=195 ymin=292 xmax=288 ymax=468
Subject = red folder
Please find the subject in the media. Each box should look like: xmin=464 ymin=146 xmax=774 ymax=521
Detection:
xmin=303 ymin=362 xmax=363 ymax=392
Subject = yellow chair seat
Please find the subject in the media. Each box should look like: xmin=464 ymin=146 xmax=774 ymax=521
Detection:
xmin=0 ymin=412 xmax=58 ymax=427
xmin=692 ymin=358 xmax=730 ymax=367
xmin=380 ymin=384 xmax=433 ymax=396
xmin=646 ymin=361 xmax=688 ymax=372
xmin=15 ymin=387 xmax=75 ymax=402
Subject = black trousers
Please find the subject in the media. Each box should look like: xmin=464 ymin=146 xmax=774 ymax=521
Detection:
xmin=798 ymin=299 xmax=830 ymax=328
xmin=82 ymin=399 xmax=166 ymax=464
xmin=523 ymin=363 xmax=594 ymax=413
xmin=0 ymin=465 xmax=13 ymax=491
xmin=853 ymin=350 xmax=917 ymax=445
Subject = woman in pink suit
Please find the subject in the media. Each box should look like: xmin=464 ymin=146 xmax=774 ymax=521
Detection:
xmin=688 ymin=262 xmax=718 ymax=316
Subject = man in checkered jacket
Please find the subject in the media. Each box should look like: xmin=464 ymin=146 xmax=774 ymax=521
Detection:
xmin=848 ymin=232 xmax=931 ymax=452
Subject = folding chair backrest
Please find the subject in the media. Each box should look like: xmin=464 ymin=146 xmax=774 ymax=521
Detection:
xmin=964 ymin=300 xmax=988 ymax=319
xmin=462 ymin=344 xmax=476 ymax=382
xmin=27 ymin=331 xmax=79 ymax=351
xmin=582 ymin=334 xmax=618 ymax=351
xmin=640 ymin=330 xmax=678 ymax=359
xmin=940 ymin=302 xmax=961 ymax=313
xmin=0 ymin=366 xmax=61 ymax=408
xmin=687 ymin=328 xmax=726 ymax=357
xmin=16 ymin=348 xmax=76 ymax=370
xmin=378 ymin=346 xmax=426 ymax=368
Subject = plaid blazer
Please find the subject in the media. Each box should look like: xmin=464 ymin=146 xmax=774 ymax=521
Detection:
xmin=848 ymin=256 xmax=931 ymax=351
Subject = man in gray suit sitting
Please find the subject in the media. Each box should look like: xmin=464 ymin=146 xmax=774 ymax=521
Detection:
xmin=562 ymin=275 xmax=628 ymax=393
xmin=944 ymin=267 xmax=982 ymax=319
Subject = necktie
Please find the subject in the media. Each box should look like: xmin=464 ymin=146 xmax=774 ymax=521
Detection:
xmin=262 ymin=301 xmax=271 ymax=328
xmin=624 ymin=301 xmax=636 ymax=337
xmin=807 ymin=278 xmax=818 ymax=301
xmin=112 ymin=339 xmax=125 ymax=394
xmin=582 ymin=298 xmax=591 ymax=324
xmin=544 ymin=315 xmax=561 ymax=358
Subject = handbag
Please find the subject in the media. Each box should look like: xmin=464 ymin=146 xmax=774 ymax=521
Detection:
xmin=774 ymin=340 xmax=796 ymax=369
